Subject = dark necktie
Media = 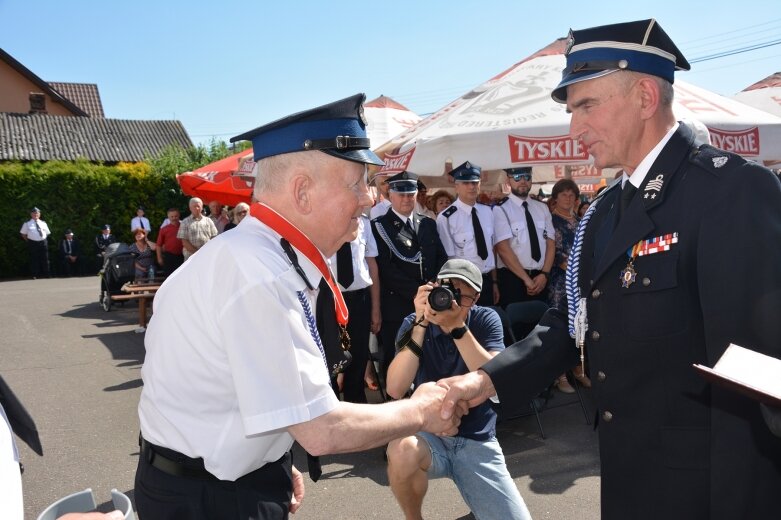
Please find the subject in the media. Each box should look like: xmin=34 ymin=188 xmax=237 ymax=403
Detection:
xmin=619 ymin=181 xmax=638 ymax=220
xmin=522 ymin=201 xmax=541 ymax=262
xmin=66 ymin=240 xmax=72 ymax=255
xmin=35 ymin=222 xmax=43 ymax=239
xmin=336 ymin=242 xmax=354 ymax=289
xmin=404 ymin=218 xmax=415 ymax=235
xmin=471 ymin=207 xmax=488 ymax=260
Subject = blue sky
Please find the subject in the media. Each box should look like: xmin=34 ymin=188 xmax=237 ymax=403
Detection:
xmin=2 ymin=0 xmax=779 ymax=146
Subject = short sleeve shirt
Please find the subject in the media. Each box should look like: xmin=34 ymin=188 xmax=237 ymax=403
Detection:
xmin=139 ymin=216 xmax=339 ymax=481
xmin=20 ymin=219 xmax=50 ymax=241
xmin=177 ymin=214 xmax=218 ymax=249
xmin=328 ymin=216 xmax=378 ymax=292
xmin=395 ymin=306 xmax=505 ymax=440
xmin=493 ymin=195 xmax=554 ymax=271
xmin=436 ymin=199 xmax=496 ymax=273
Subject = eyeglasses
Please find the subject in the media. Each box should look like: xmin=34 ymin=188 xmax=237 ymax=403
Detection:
xmin=458 ymin=293 xmax=478 ymax=308
xmin=509 ymin=173 xmax=532 ymax=182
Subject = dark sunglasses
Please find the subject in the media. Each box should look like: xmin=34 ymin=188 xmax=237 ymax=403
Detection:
xmin=509 ymin=173 xmax=532 ymax=182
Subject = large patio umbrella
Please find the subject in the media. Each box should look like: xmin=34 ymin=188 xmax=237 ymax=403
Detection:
xmin=733 ymin=72 xmax=781 ymax=118
xmin=364 ymin=95 xmax=422 ymax=148
xmin=376 ymin=39 xmax=781 ymax=187
xmin=177 ymin=149 xmax=255 ymax=206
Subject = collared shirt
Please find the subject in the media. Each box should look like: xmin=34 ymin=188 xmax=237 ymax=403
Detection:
xmin=395 ymin=306 xmax=504 ymax=440
xmin=493 ymin=194 xmax=554 ymax=271
xmin=20 ymin=219 xmax=50 ymax=241
xmin=210 ymin=214 xmax=230 ymax=234
xmin=328 ymin=217 xmax=378 ymax=292
xmin=391 ymin=208 xmax=415 ymax=228
xmin=177 ymin=214 xmax=218 ymax=256
xmin=626 ymin=122 xmax=680 ymax=189
xmin=370 ymin=199 xmax=391 ymax=220
xmin=157 ymin=222 xmax=183 ymax=255
xmin=131 ymin=216 xmax=151 ymax=232
xmin=139 ymin=216 xmax=339 ymax=481
xmin=436 ymin=198 xmax=496 ymax=273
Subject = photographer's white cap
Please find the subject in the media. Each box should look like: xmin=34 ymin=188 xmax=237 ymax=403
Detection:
xmin=437 ymin=259 xmax=483 ymax=292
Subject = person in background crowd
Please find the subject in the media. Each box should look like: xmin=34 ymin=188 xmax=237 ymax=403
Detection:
xmin=156 ymin=209 xmax=184 ymax=276
xmin=493 ymin=167 xmax=555 ymax=309
xmin=386 ymin=259 xmax=531 ymax=520
xmin=370 ymin=173 xmax=392 ymax=220
xmin=129 ymin=228 xmax=156 ymax=281
xmin=135 ymin=94 xmax=462 ymax=519
xmin=371 ymin=170 xmax=448 ymax=384
xmin=223 ymin=202 xmax=250 ymax=232
xmin=130 ymin=206 xmax=151 ymax=233
xmin=178 ymin=197 xmax=218 ymax=260
xmin=59 ymin=228 xmax=83 ymax=277
xmin=95 ymin=224 xmax=116 ymax=256
xmin=429 ymin=190 xmax=455 ymax=216
xmin=19 ymin=206 xmax=51 ymax=279
xmin=438 ymin=19 xmax=781 ymax=519
xmin=577 ymin=199 xmax=591 ymax=218
xmin=209 ymin=200 xmax=230 ymax=233
xmin=548 ymin=179 xmax=590 ymax=393
xmin=414 ymin=180 xmax=436 ymax=219
xmin=436 ymin=161 xmax=499 ymax=307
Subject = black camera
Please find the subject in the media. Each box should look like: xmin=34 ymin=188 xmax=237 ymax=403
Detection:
xmin=428 ymin=282 xmax=461 ymax=312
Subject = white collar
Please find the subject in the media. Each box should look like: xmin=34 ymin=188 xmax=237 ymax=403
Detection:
xmin=626 ymin=122 xmax=679 ymax=189
xmin=391 ymin=208 xmax=413 ymax=224
xmin=454 ymin=198 xmax=476 ymax=212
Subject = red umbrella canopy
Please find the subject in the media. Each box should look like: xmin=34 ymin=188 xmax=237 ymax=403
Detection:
xmin=177 ymin=149 xmax=255 ymax=206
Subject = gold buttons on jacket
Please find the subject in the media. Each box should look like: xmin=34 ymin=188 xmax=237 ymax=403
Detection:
xmin=591 ymin=330 xmax=600 ymax=341
xmin=602 ymin=411 xmax=613 ymax=422
xmin=596 ymin=371 xmax=606 ymax=382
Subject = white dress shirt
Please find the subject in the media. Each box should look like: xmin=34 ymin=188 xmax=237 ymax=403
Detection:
xmin=493 ymin=194 xmax=554 ymax=271
xmin=20 ymin=219 xmax=50 ymax=241
xmin=328 ymin=217 xmax=378 ymax=292
xmin=436 ymin=198 xmax=496 ymax=273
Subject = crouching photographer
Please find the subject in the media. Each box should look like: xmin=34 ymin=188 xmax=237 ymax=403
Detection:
xmin=385 ymin=258 xmax=531 ymax=519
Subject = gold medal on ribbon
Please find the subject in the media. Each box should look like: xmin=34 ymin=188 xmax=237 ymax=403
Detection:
xmin=620 ymin=241 xmax=643 ymax=288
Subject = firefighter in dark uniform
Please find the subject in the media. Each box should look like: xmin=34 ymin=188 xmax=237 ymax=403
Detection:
xmin=438 ymin=19 xmax=781 ymax=520
xmin=371 ymin=171 xmax=447 ymax=381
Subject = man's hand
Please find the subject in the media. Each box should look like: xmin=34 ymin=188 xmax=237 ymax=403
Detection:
xmin=410 ymin=382 xmax=463 ymax=436
xmin=412 ymin=283 xmax=434 ymax=325
xmin=289 ymin=464 xmax=305 ymax=513
xmin=528 ymin=274 xmax=547 ymax=295
xmin=437 ymin=370 xmax=496 ymax=420
xmin=370 ymin=307 xmax=382 ymax=334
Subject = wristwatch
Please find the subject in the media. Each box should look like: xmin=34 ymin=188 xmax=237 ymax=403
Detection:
xmin=449 ymin=324 xmax=469 ymax=340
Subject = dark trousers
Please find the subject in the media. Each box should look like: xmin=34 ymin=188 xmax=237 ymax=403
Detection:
xmin=135 ymin=443 xmax=293 ymax=520
xmin=27 ymin=240 xmax=50 ymax=278
xmin=477 ymin=273 xmax=495 ymax=307
xmin=161 ymin=251 xmax=184 ymax=276
xmin=497 ymin=267 xmax=548 ymax=308
xmin=341 ymin=288 xmax=371 ymax=403
xmin=60 ymin=256 xmax=82 ymax=277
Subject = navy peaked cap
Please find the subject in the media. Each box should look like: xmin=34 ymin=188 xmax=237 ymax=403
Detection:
xmin=387 ymin=171 xmax=419 ymax=192
xmin=552 ymin=19 xmax=690 ymax=103
xmin=30 ymin=207 xmax=40 ymax=212
xmin=449 ymin=161 xmax=481 ymax=182
xmin=230 ymin=93 xmax=384 ymax=166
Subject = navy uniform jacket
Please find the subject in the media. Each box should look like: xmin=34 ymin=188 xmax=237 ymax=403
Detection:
xmin=483 ymin=124 xmax=781 ymax=519
xmin=371 ymin=208 xmax=447 ymax=322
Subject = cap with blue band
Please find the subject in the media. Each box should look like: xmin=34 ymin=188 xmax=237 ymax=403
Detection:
xmin=387 ymin=171 xmax=419 ymax=193
xmin=449 ymin=161 xmax=482 ymax=182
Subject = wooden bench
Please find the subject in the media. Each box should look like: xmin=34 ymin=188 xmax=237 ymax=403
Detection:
xmin=119 ymin=282 xmax=162 ymax=330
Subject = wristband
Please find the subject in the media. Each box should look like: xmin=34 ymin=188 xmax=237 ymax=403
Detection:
xmin=404 ymin=339 xmax=423 ymax=358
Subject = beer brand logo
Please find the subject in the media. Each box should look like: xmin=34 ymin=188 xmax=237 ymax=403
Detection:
xmin=380 ymin=148 xmax=415 ymax=173
xmin=508 ymin=134 xmax=589 ymax=163
xmin=708 ymin=127 xmax=760 ymax=156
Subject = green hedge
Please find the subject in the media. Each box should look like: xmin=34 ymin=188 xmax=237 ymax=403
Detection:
xmin=2 ymin=159 xmax=188 ymax=278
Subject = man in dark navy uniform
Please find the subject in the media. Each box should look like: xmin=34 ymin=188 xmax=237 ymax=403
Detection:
xmin=371 ymin=171 xmax=447 ymax=381
xmin=439 ymin=19 xmax=781 ymax=519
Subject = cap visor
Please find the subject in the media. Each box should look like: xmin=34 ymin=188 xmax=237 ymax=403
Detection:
xmin=552 ymin=69 xmax=618 ymax=103
xmin=322 ymin=148 xmax=385 ymax=166
xmin=437 ymin=273 xmax=482 ymax=292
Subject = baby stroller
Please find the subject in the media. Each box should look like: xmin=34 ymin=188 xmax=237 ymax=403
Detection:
xmin=99 ymin=242 xmax=135 ymax=311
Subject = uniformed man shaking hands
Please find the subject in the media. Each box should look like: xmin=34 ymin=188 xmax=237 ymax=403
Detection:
xmin=135 ymin=94 xmax=464 ymax=519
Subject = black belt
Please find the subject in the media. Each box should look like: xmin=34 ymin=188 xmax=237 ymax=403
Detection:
xmin=525 ymin=269 xmax=541 ymax=278
xmin=342 ymin=287 xmax=368 ymax=302
xmin=140 ymin=436 xmax=218 ymax=480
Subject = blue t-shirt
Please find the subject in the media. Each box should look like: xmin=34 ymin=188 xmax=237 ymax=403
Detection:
xmin=395 ymin=306 xmax=504 ymax=440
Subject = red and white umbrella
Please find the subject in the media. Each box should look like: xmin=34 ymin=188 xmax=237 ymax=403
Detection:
xmin=376 ymin=40 xmax=781 ymax=187
xmin=177 ymin=149 xmax=255 ymax=206
xmin=733 ymin=72 xmax=781 ymax=118
xmin=364 ymin=95 xmax=422 ymax=149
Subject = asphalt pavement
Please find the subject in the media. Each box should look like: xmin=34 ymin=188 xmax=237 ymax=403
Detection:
xmin=1 ymin=276 xmax=601 ymax=519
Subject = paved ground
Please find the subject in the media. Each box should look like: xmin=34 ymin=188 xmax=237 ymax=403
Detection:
xmin=1 ymin=276 xmax=601 ymax=519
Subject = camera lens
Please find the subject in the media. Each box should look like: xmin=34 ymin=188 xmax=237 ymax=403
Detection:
xmin=428 ymin=286 xmax=454 ymax=312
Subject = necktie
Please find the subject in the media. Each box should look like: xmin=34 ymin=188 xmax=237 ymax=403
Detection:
xmin=523 ymin=201 xmax=541 ymax=262
xmin=404 ymin=219 xmax=415 ymax=235
xmin=471 ymin=207 xmax=488 ymax=260
xmin=336 ymin=242 xmax=354 ymax=289
xmin=35 ymin=222 xmax=43 ymax=239
xmin=619 ymin=182 xmax=638 ymax=220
